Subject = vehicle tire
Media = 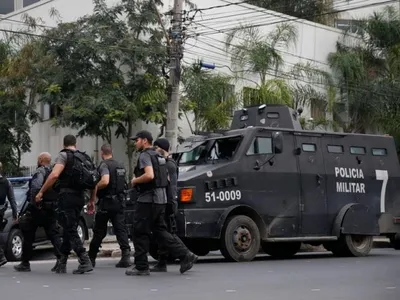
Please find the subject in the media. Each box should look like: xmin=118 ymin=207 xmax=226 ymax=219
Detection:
xmin=77 ymin=220 xmax=88 ymax=244
xmin=5 ymin=229 xmax=24 ymax=262
xmin=220 ymin=215 xmax=260 ymax=262
xmin=389 ymin=236 xmax=400 ymax=250
xmin=331 ymin=235 xmax=373 ymax=257
xmin=261 ymin=242 xmax=301 ymax=259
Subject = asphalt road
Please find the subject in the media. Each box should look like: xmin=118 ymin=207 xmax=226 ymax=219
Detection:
xmin=0 ymin=249 xmax=399 ymax=300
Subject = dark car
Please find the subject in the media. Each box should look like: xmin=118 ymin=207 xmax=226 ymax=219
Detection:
xmin=0 ymin=177 xmax=95 ymax=261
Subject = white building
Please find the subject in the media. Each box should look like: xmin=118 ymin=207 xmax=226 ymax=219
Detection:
xmin=0 ymin=0 xmax=395 ymax=171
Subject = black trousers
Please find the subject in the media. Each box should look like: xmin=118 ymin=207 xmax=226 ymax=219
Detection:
xmin=89 ymin=209 xmax=130 ymax=257
xmin=133 ymin=202 xmax=189 ymax=270
xmin=153 ymin=208 xmax=186 ymax=261
xmin=20 ymin=204 xmax=62 ymax=262
xmin=0 ymin=211 xmax=5 ymax=259
xmin=58 ymin=192 xmax=86 ymax=256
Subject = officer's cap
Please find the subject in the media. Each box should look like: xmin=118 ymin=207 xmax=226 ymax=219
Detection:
xmin=130 ymin=130 xmax=153 ymax=143
xmin=154 ymin=138 xmax=170 ymax=152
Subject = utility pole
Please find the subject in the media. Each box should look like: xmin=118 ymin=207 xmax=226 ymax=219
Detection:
xmin=165 ymin=0 xmax=184 ymax=152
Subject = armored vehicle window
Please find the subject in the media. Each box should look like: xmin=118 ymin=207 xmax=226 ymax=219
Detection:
xmin=350 ymin=146 xmax=366 ymax=155
xmin=267 ymin=112 xmax=279 ymax=119
xmin=372 ymin=148 xmax=387 ymax=156
xmin=247 ymin=137 xmax=273 ymax=155
xmin=327 ymin=145 xmax=344 ymax=154
xmin=178 ymin=143 xmax=207 ymax=165
xmin=208 ymin=136 xmax=241 ymax=161
xmin=302 ymin=144 xmax=316 ymax=152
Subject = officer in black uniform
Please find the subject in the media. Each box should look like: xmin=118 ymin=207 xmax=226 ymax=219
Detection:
xmin=36 ymin=135 xmax=93 ymax=274
xmin=125 ymin=130 xmax=197 ymax=276
xmin=88 ymin=143 xmax=132 ymax=268
xmin=14 ymin=152 xmax=63 ymax=272
xmin=151 ymin=138 xmax=185 ymax=272
xmin=0 ymin=162 xmax=18 ymax=267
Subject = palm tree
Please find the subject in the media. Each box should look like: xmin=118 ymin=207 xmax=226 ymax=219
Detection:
xmin=181 ymin=61 xmax=240 ymax=133
xmin=328 ymin=5 xmax=400 ymax=134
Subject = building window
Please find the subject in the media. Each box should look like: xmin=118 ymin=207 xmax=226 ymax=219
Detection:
xmin=23 ymin=0 xmax=40 ymax=7
xmin=0 ymin=0 xmax=14 ymax=14
xmin=334 ymin=19 xmax=363 ymax=34
xmin=247 ymin=137 xmax=273 ymax=155
xmin=221 ymin=84 xmax=236 ymax=116
xmin=311 ymin=100 xmax=325 ymax=120
xmin=242 ymin=87 xmax=261 ymax=107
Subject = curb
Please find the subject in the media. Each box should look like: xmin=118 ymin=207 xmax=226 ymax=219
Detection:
xmin=78 ymin=241 xmax=393 ymax=258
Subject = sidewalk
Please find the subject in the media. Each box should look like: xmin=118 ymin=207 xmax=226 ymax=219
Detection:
xmin=86 ymin=234 xmax=393 ymax=258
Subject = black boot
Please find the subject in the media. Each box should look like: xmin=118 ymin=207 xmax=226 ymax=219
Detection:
xmin=0 ymin=255 xmax=6 ymax=267
xmin=115 ymin=249 xmax=132 ymax=268
xmin=180 ymin=252 xmax=198 ymax=274
xmin=51 ymin=258 xmax=61 ymax=272
xmin=73 ymin=252 xmax=93 ymax=274
xmin=55 ymin=254 xmax=68 ymax=274
xmin=125 ymin=267 xmax=150 ymax=276
xmin=150 ymin=259 xmax=167 ymax=272
xmin=88 ymin=252 xmax=96 ymax=268
xmin=14 ymin=262 xmax=31 ymax=272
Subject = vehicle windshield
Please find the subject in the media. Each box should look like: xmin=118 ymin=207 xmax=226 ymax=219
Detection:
xmin=9 ymin=187 xmax=28 ymax=208
xmin=177 ymin=142 xmax=208 ymax=165
xmin=175 ymin=136 xmax=242 ymax=165
xmin=207 ymin=136 xmax=241 ymax=161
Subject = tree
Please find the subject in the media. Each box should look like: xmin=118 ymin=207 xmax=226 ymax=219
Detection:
xmin=245 ymin=0 xmax=344 ymax=26
xmin=225 ymin=23 xmax=298 ymax=85
xmin=327 ymin=5 xmax=400 ymax=135
xmin=181 ymin=61 xmax=239 ymax=132
xmin=33 ymin=0 xmax=168 ymax=178
xmin=0 ymin=40 xmax=41 ymax=174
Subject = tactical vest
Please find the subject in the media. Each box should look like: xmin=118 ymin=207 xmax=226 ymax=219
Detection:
xmin=134 ymin=148 xmax=168 ymax=194
xmin=166 ymin=157 xmax=178 ymax=203
xmin=97 ymin=159 xmax=126 ymax=199
xmin=57 ymin=149 xmax=77 ymax=190
xmin=29 ymin=166 xmax=58 ymax=203
xmin=0 ymin=176 xmax=9 ymax=206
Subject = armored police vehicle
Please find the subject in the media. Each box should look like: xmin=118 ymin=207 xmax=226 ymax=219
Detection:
xmin=172 ymin=104 xmax=400 ymax=262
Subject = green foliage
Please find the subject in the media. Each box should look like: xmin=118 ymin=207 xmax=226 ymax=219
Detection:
xmin=225 ymin=23 xmax=297 ymax=85
xmin=0 ymin=40 xmax=41 ymax=174
xmin=181 ymin=61 xmax=239 ymax=132
xmin=328 ymin=5 xmax=400 ymax=134
xmin=245 ymin=0 xmax=344 ymax=26
xmin=30 ymin=0 xmax=168 ymax=177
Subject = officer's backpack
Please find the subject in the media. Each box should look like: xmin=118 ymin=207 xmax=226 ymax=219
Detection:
xmin=62 ymin=149 xmax=100 ymax=190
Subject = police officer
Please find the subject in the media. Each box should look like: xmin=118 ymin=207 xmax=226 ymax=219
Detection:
xmin=0 ymin=162 xmax=18 ymax=267
xmin=125 ymin=130 xmax=197 ymax=276
xmin=88 ymin=143 xmax=132 ymax=268
xmin=14 ymin=152 xmax=63 ymax=272
xmin=35 ymin=135 xmax=93 ymax=274
xmin=151 ymin=138 xmax=185 ymax=272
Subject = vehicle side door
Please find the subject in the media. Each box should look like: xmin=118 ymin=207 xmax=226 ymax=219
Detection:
xmin=239 ymin=130 xmax=300 ymax=237
xmin=295 ymin=134 xmax=328 ymax=235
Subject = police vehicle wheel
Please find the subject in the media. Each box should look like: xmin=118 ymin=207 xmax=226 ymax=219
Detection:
xmin=332 ymin=235 xmax=373 ymax=257
xmin=220 ymin=215 xmax=260 ymax=262
xmin=390 ymin=235 xmax=400 ymax=250
xmin=5 ymin=229 xmax=23 ymax=261
xmin=261 ymin=242 xmax=301 ymax=259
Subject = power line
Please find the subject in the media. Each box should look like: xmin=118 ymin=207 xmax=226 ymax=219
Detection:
xmin=195 ymin=0 xmax=396 ymax=36
xmin=187 ymin=1 xmax=249 ymax=13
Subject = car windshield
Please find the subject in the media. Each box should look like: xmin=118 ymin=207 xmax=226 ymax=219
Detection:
xmin=177 ymin=142 xmax=208 ymax=165
xmin=8 ymin=187 xmax=28 ymax=208
xmin=207 ymin=136 xmax=242 ymax=161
